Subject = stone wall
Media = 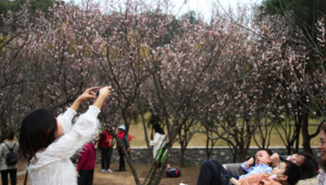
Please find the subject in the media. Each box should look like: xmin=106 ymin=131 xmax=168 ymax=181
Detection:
xmin=96 ymin=146 xmax=321 ymax=166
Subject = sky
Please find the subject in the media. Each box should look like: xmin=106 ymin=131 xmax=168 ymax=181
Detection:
xmin=67 ymin=0 xmax=263 ymax=20
xmin=172 ymin=0 xmax=262 ymax=20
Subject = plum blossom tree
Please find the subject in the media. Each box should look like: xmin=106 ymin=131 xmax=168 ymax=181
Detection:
xmin=252 ymin=11 xmax=326 ymax=154
xmin=0 ymin=3 xmax=41 ymax=140
xmin=2 ymin=0 xmax=326 ymax=184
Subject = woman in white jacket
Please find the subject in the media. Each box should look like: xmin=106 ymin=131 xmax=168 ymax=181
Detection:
xmin=19 ymin=86 xmax=111 ymax=185
xmin=150 ymin=123 xmax=165 ymax=159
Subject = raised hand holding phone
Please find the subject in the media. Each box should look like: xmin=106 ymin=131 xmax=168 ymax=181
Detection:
xmin=94 ymin=86 xmax=112 ymax=111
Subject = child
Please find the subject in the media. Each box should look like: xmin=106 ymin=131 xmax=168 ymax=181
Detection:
xmin=237 ymin=149 xmax=273 ymax=179
xmin=19 ymin=86 xmax=111 ymax=185
xmin=232 ymin=160 xmax=301 ymax=185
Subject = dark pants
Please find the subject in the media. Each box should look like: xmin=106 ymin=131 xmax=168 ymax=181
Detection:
xmin=197 ymin=158 xmax=231 ymax=185
xmin=118 ymin=149 xmax=125 ymax=171
xmin=78 ymin=170 xmax=94 ymax=185
xmin=1 ymin=169 xmax=17 ymax=185
xmin=100 ymin=147 xmax=112 ymax=170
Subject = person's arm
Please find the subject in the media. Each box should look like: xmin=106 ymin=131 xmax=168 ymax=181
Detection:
xmin=70 ymin=87 xmax=99 ymax=111
xmin=230 ymin=177 xmax=241 ymax=185
xmin=241 ymin=157 xmax=254 ymax=172
xmin=271 ymin=153 xmax=280 ymax=167
xmin=98 ymin=133 xmax=104 ymax=149
xmin=58 ymin=87 xmax=99 ymax=133
xmin=245 ymin=157 xmax=254 ymax=169
xmin=42 ymin=86 xmax=112 ymax=161
xmin=93 ymin=86 xmax=111 ymax=110
xmin=125 ymin=134 xmax=130 ymax=152
xmin=150 ymin=133 xmax=160 ymax=146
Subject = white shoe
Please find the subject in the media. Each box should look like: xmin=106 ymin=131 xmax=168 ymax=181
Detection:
xmin=107 ymin=169 xmax=113 ymax=173
xmin=101 ymin=169 xmax=106 ymax=173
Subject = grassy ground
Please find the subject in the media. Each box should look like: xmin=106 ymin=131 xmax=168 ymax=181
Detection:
xmin=128 ymin=121 xmax=320 ymax=147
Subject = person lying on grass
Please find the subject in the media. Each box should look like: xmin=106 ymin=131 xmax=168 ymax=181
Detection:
xmin=231 ymin=160 xmax=301 ymax=185
xmin=224 ymin=151 xmax=317 ymax=180
xmin=271 ymin=151 xmax=318 ymax=179
xmin=196 ymin=158 xmax=300 ymax=185
xmin=197 ymin=149 xmax=273 ymax=185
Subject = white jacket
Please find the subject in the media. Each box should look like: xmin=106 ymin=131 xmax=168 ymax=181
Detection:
xmin=318 ymin=168 xmax=326 ymax=185
xmin=150 ymin=133 xmax=165 ymax=159
xmin=27 ymin=106 xmax=100 ymax=185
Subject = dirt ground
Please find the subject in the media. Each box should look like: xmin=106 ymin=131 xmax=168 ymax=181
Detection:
xmin=15 ymin=161 xmax=317 ymax=185
xmin=91 ymin=163 xmax=199 ymax=185
xmin=16 ymin=162 xmax=200 ymax=185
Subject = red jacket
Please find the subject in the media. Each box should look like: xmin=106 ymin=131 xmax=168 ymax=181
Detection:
xmin=98 ymin=130 xmax=112 ymax=149
xmin=77 ymin=142 xmax=96 ymax=171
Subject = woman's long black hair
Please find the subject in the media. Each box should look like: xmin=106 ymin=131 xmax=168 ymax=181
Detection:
xmin=19 ymin=109 xmax=57 ymax=161
xmin=153 ymin=123 xmax=164 ymax=135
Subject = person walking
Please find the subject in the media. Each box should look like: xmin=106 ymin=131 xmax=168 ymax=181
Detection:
xmin=0 ymin=131 xmax=19 ymax=185
xmin=98 ymin=127 xmax=114 ymax=173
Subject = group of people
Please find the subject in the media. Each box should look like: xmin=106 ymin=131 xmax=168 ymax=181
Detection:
xmin=1 ymin=86 xmax=326 ymax=185
xmin=196 ymin=123 xmax=326 ymax=185
xmin=76 ymin=124 xmax=131 ymax=185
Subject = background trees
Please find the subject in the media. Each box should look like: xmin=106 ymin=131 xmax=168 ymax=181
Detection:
xmin=260 ymin=0 xmax=326 ymax=154
xmin=0 ymin=0 xmax=325 ymax=184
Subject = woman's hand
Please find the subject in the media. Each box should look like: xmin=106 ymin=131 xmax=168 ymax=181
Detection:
xmin=97 ymin=86 xmax=112 ymax=99
xmin=93 ymin=86 xmax=112 ymax=110
xmin=71 ymin=87 xmax=99 ymax=111
xmin=77 ymin=87 xmax=99 ymax=102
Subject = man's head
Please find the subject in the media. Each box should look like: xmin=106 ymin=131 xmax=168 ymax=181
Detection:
xmin=7 ymin=131 xmax=15 ymax=140
xmin=296 ymin=151 xmax=318 ymax=179
xmin=287 ymin=153 xmax=305 ymax=166
xmin=255 ymin=149 xmax=272 ymax=165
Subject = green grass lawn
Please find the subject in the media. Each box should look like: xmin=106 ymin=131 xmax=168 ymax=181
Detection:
xmin=128 ymin=121 xmax=320 ymax=147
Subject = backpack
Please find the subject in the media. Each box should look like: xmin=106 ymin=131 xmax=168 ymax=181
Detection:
xmin=166 ymin=168 xmax=181 ymax=177
xmin=4 ymin=143 xmax=17 ymax=165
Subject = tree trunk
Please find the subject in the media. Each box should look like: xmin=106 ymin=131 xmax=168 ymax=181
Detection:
xmin=180 ymin=148 xmax=185 ymax=167
xmin=301 ymin=110 xmax=313 ymax=154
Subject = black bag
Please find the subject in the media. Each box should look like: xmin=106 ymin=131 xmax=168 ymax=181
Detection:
xmin=4 ymin=143 xmax=17 ymax=165
xmin=166 ymin=168 xmax=181 ymax=177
